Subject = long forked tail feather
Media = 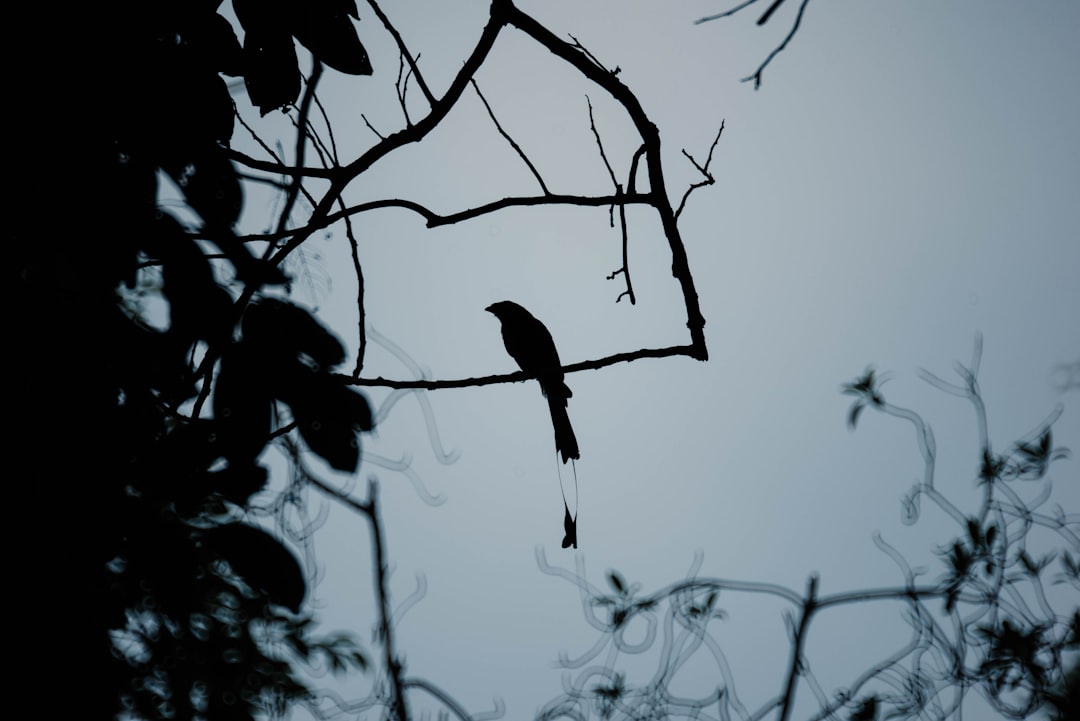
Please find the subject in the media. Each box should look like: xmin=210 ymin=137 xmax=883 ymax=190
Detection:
xmin=547 ymin=392 xmax=579 ymax=463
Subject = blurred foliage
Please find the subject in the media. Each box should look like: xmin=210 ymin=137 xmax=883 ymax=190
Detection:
xmin=536 ymin=353 xmax=1077 ymax=721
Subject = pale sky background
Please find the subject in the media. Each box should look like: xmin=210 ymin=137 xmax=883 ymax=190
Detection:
xmin=219 ymin=2 xmax=1080 ymax=719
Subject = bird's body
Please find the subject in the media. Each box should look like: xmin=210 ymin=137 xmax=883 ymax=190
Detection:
xmin=486 ymin=301 xmax=579 ymax=463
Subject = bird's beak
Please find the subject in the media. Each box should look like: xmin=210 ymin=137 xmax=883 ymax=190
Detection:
xmin=484 ymin=304 xmax=494 ymax=313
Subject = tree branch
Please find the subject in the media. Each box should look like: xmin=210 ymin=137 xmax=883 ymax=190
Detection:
xmin=336 ymin=344 xmax=701 ymax=390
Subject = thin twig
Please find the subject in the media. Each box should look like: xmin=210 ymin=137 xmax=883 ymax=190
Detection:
xmin=471 ymin=78 xmax=550 ymax=194
xmin=742 ymin=0 xmax=811 ymax=89
xmin=694 ymin=0 xmax=764 ymax=25
xmin=366 ymin=0 xmax=436 ymax=107
xmin=675 ymin=121 xmax=725 ymax=219
xmin=607 ymin=185 xmax=635 ymax=304
xmin=273 ymin=61 xmax=324 ymax=243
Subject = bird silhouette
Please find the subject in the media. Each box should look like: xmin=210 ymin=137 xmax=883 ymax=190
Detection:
xmin=486 ymin=301 xmax=579 ymax=463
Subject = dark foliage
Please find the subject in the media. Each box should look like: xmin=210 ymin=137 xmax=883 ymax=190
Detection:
xmin=15 ymin=3 xmax=372 ymax=719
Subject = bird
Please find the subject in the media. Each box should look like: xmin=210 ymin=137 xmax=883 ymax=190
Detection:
xmin=486 ymin=301 xmax=579 ymax=464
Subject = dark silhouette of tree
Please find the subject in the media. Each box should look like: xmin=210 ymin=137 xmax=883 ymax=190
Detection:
xmin=15 ymin=2 xmax=718 ymax=719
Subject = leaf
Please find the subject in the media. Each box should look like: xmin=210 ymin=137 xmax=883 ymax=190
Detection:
xmin=608 ymin=571 xmax=626 ymax=595
xmin=187 ymin=10 xmax=245 ymax=76
xmin=160 ymin=144 xmax=243 ymax=228
xmin=213 ymin=343 xmax=272 ymax=464
xmin=293 ymin=3 xmax=372 ymax=75
xmin=979 ymin=449 xmax=1004 ymax=484
xmin=847 ymin=402 xmax=864 ymax=430
xmin=207 ymin=462 xmax=269 ymax=506
xmin=145 ymin=48 xmax=235 ymax=151
xmin=280 ymin=371 xmax=373 ymax=471
xmin=243 ymin=298 xmax=346 ymax=370
xmin=849 ymin=695 xmax=878 ymax=721
xmin=294 ymin=408 xmax=361 ymax=471
xmin=1061 ymin=552 xmax=1079 ymax=580
xmin=966 ymin=518 xmax=982 ymax=546
xmin=233 ymin=0 xmax=289 ymax=36
xmin=203 ymin=523 xmax=306 ymax=612
xmin=243 ymin=29 xmax=301 ymax=115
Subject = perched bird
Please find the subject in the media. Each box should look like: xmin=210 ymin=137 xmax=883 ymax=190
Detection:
xmin=486 ymin=301 xmax=579 ymax=463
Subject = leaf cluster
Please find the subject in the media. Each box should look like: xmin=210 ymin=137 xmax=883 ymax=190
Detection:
xmin=14 ymin=3 xmax=379 ymax=719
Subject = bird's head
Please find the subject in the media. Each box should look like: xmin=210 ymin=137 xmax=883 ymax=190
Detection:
xmin=485 ymin=300 xmax=527 ymax=321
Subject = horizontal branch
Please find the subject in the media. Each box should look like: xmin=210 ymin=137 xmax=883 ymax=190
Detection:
xmin=815 ymin=583 xmax=945 ymax=611
xmin=337 ymin=344 xmax=701 ymax=390
xmin=235 ymin=192 xmax=657 ymax=245
xmin=318 ymin=191 xmax=655 ymax=232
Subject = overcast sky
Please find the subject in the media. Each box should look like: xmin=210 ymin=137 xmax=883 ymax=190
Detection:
xmin=225 ymin=2 xmax=1080 ymax=719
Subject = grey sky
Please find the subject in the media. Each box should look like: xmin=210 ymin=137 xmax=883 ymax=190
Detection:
xmin=226 ymin=2 xmax=1080 ymax=718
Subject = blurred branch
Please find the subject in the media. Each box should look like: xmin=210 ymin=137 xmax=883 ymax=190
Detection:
xmin=537 ymin=343 xmax=1077 ymax=721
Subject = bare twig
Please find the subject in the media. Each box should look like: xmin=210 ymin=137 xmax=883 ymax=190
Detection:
xmin=694 ymin=0 xmax=764 ymax=25
xmin=694 ymin=0 xmax=812 ymax=90
xmin=273 ymin=61 xmax=324 ymax=242
xmin=366 ymin=0 xmax=436 ymax=107
xmin=585 ymin=95 xmax=618 ymax=190
xmin=606 ymin=186 xmax=636 ymax=304
xmin=471 ymin=79 xmax=550 ymax=194
xmin=741 ymin=0 xmax=811 ymax=89
xmin=675 ymin=121 xmax=725 ymax=219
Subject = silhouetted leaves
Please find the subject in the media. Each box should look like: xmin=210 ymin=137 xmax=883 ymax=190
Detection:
xmin=686 ymin=589 xmax=722 ymax=620
xmin=243 ymin=29 xmax=302 ymax=115
xmin=979 ymin=448 xmax=1006 ymax=485
xmin=848 ymin=695 xmax=878 ymax=721
xmin=208 ymin=463 xmax=270 ymax=507
xmin=608 ymin=571 xmax=627 ymax=595
xmin=161 ymin=145 xmax=243 ymax=229
xmin=203 ymin=523 xmax=306 ymax=612
xmin=234 ymin=0 xmax=371 ymax=114
xmin=214 ymin=343 xmax=273 ymax=465
xmin=842 ymin=367 xmax=884 ymax=429
xmin=848 ymin=402 xmax=865 ymax=430
xmin=977 ymin=619 xmax=1050 ymax=709
xmin=310 ymin=633 xmax=369 ymax=674
xmin=243 ymin=298 xmax=347 ymax=369
xmin=183 ymin=9 xmax=245 ymax=77
xmin=592 ymin=672 xmax=625 ymax=720
xmin=1059 ymin=552 xmax=1080 ymax=583
xmin=294 ymin=1 xmax=372 ymax=75
xmin=237 ymin=298 xmax=373 ymax=471
xmin=1015 ymin=429 xmax=1071 ymax=479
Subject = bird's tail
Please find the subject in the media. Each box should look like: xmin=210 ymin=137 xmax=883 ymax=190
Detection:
xmin=547 ymin=390 xmax=579 ymax=463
